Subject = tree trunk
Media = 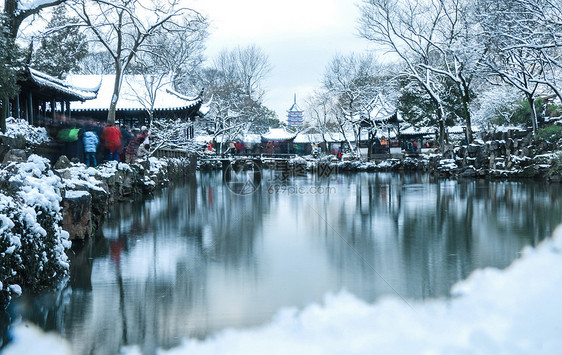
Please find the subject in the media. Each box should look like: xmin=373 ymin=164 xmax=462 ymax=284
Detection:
xmin=437 ymin=107 xmax=445 ymax=153
xmin=461 ymin=81 xmax=473 ymax=144
xmin=4 ymin=0 xmax=19 ymax=39
xmin=107 ymin=65 xmax=123 ymax=125
xmin=1 ymin=97 xmax=8 ymax=133
xmin=527 ymin=94 xmax=538 ymax=135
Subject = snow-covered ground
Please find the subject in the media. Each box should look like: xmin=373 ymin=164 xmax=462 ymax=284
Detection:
xmin=4 ymin=225 xmax=562 ymax=354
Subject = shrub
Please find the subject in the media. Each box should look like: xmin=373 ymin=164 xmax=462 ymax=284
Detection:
xmin=535 ymin=125 xmax=562 ymax=143
xmin=548 ymin=152 xmax=562 ymax=178
xmin=0 ymin=155 xmax=70 ymax=306
xmin=512 ymin=98 xmax=546 ymax=127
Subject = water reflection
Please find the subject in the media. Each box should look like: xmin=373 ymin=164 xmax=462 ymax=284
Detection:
xmin=6 ymin=172 xmax=562 ymax=354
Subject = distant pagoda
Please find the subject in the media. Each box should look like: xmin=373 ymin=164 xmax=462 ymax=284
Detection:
xmin=287 ymin=94 xmax=304 ymax=127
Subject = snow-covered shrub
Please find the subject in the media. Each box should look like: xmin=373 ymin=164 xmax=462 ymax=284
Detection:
xmin=0 ymin=155 xmax=70 ymax=305
xmin=2 ymin=117 xmax=50 ymax=146
xmin=0 ymin=196 xmax=23 ymax=305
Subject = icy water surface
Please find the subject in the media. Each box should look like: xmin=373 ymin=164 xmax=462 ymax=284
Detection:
xmin=6 ymin=171 xmax=562 ymax=354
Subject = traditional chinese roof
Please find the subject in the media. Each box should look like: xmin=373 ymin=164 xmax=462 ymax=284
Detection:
xmin=400 ymin=126 xmax=436 ymax=136
xmin=400 ymin=125 xmax=481 ymax=137
xmin=21 ymin=67 xmax=99 ymax=102
xmin=363 ymin=94 xmax=399 ymax=122
xmin=294 ymin=133 xmax=324 ymax=144
xmin=287 ymin=95 xmax=303 ymax=113
xmin=67 ymin=74 xmax=202 ymax=112
xmin=261 ymin=128 xmax=298 ymax=142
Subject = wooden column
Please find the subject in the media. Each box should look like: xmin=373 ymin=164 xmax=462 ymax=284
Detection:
xmin=52 ymin=99 xmax=56 ymax=122
xmin=15 ymin=94 xmax=20 ymax=119
xmin=28 ymin=92 xmax=34 ymax=125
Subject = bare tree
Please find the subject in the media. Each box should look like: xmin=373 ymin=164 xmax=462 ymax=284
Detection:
xmin=131 ymin=16 xmax=208 ymax=89
xmin=69 ymin=0 xmax=206 ymax=125
xmin=321 ymin=52 xmax=392 ymax=159
xmin=417 ymin=0 xmax=485 ymax=144
xmin=305 ymin=90 xmax=338 ymax=148
xmin=149 ymin=118 xmax=197 ymax=154
xmin=213 ymin=45 xmax=272 ymax=100
xmin=485 ymin=0 xmax=562 ymax=101
xmin=359 ymin=0 xmax=449 ymax=150
xmin=125 ymin=74 xmax=167 ymax=125
xmin=475 ymin=0 xmax=559 ymax=134
xmin=126 ymin=19 xmax=208 ymax=127
xmin=3 ymin=0 xmax=68 ymax=38
xmin=196 ymin=45 xmax=275 ymax=152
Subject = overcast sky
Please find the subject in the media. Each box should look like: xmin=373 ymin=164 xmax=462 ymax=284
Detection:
xmin=191 ymin=0 xmax=373 ymax=122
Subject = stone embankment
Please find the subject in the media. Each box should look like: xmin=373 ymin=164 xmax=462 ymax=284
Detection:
xmin=319 ymin=143 xmax=561 ymax=181
xmin=199 ymin=130 xmax=562 ymax=182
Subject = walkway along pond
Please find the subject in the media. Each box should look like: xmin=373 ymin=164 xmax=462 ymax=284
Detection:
xmin=6 ymin=170 xmax=562 ymax=354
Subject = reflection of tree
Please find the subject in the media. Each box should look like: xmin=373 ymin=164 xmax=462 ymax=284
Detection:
xmin=315 ymin=173 xmax=562 ymax=301
xmin=20 ymin=171 xmax=272 ymax=354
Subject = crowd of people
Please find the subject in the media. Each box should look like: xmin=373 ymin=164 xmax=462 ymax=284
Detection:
xmin=53 ymin=119 xmax=151 ymax=167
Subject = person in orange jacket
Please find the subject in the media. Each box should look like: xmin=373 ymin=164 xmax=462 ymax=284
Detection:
xmin=100 ymin=123 xmax=122 ymax=161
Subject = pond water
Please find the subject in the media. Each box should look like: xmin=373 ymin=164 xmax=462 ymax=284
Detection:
xmin=5 ymin=171 xmax=562 ymax=354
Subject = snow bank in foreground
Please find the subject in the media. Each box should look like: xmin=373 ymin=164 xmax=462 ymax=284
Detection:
xmin=3 ymin=323 xmax=73 ymax=355
xmin=6 ymin=227 xmax=562 ymax=355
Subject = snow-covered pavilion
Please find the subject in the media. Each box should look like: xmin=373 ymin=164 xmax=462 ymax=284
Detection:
xmin=261 ymin=128 xmax=298 ymax=154
xmin=359 ymin=94 xmax=403 ymax=158
xmin=10 ymin=67 xmax=98 ymax=126
xmin=67 ymin=75 xmax=207 ymax=130
xmin=261 ymin=128 xmax=298 ymax=142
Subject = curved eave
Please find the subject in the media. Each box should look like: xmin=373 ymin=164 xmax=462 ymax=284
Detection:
xmin=260 ymin=135 xmax=298 ymax=142
xmin=399 ymin=132 xmax=435 ymax=137
xmin=72 ymin=104 xmax=200 ymax=112
xmin=27 ymin=68 xmax=96 ymax=102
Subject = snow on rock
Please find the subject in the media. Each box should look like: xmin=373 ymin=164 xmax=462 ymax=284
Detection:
xmin=437 ymin=158 xmax=458 ymax=171
xmin=64 ymin=190 xmax=90 ymax=199
xmin=148 ymin=156 xmax=168 ymax=174
xmin=0 ymin=115 xmax=191 ymax=303
xmin=8 ymin=284 xmax=21 ymax=296
xmin=56 ymin=163 xmax=105 ymax=192
xmin=2 ymin=117 xmax=50 ymax=146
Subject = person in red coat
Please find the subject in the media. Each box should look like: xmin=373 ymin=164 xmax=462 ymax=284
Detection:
xmin=101 ymin=123 xmax=122 ymax=161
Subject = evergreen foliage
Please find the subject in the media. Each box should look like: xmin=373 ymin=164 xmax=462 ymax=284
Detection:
xmin=510 ymin=98 xmax=546 ymax=127
xmin=0 ymin=14 xmax=23 ymax=100
xmin=397 ymin=78 xmax=459 ymax=128
xmin=31 ymin=5 xmax=88 ymax=78
xmin=535 ymin=125 xmax=562 ymax=144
